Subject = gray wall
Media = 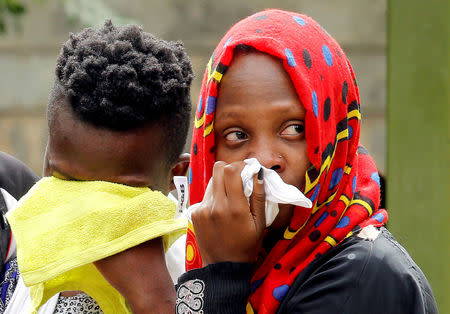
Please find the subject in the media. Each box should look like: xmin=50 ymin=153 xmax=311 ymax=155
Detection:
xmin=0 ymin=0 xmax=386 ymax=175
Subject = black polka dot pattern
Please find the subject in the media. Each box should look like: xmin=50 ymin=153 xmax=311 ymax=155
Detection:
xmin=303 ymin=49 xmax=312 ymax=69
xmin=348 ymin=101 xmax=359 ymax=116
xmin=323 ymin=97 xmax=331 ymax=121
xmin=342 ymin=81 xmax=348 ymax=104
xmin=193 ymin=143 xmax=198 ymax=155
xmin=321 ymin=143 xmax=334 ymax=162
xmin=307 ymin=166 xmax=320 ymax=182
xmin=309 ymin=230 xmax=321 ymax=242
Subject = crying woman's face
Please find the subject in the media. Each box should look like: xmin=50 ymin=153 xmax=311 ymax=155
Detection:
xmin=214 ymin=52 xmax=310 ymax=230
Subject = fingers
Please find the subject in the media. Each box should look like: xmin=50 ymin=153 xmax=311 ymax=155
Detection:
xmin=210 ymin=161 xmax=227 ymax=209
xmin=250 ymin=168 xmax=266 ymax=233
xmin=211 ymin=161 xmax=226 ymax=194
xmin=191 ymin=162 xmax=267 ymax=264
xmin=223 ymin=161 xmax=246 ymax=202
xmin=193 ymin=162 xmax=232 ymax=228
xmin=212 ymin=161 xmax=246 ymax=208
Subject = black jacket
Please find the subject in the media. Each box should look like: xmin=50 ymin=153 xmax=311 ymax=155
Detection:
xmin=0 ymin=151 xmax=39 ymax=201
xmin=177 ymin=228 xmax=438 ymax=314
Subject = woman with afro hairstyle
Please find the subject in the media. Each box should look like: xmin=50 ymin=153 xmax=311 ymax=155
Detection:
xmin=4 ymin=20 xmax=193 ymax=313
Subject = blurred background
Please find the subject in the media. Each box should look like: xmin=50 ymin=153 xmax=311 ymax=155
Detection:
xmin=0 ymin=0 xmax=387 ymax=175
xmin=1 ymin=0 xmax=448 ymax=312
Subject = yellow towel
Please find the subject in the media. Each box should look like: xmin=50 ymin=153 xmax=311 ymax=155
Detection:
xmin=6 ymin=176 xmax=187 ymax=313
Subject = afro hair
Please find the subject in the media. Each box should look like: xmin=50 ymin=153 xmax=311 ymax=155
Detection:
xmin=49 ymin=20 xmax=194 ymax=163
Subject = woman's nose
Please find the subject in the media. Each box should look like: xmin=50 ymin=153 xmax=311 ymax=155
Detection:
xmin=251 ymin=149 xmax=285 ymax=173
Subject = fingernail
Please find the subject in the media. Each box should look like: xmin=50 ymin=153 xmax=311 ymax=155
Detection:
xmin=257 ymin=168 xmax=264 ymax=184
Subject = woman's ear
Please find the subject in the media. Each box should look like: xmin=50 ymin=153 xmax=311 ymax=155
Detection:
xmin=169 ymin=153 xmax=190 ymax=191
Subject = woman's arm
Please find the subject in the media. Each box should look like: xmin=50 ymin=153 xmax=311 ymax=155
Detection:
xmin=176 ymin=262 xmax=253 ymax=314
xmin=94 ymin=237 xmax=175 ymax=314
xmin=175 ymin=161 xmax=266 ymax=313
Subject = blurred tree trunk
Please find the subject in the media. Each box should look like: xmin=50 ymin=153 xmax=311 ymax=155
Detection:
xmin=387 ymin=0 xmax=449 ymax=312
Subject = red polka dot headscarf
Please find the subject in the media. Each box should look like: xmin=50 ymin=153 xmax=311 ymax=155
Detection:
xmin=186 ymin=9 xmax=388 ymax=313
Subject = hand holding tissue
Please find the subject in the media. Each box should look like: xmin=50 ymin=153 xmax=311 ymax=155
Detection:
xmin=188 ymin=158 xmax=312 ymax=227
xmin=241 ymin=158 xmax=312 ymax=226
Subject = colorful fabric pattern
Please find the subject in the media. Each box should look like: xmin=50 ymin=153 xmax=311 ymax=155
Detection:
xmin=55 ymin=293 xmax=103 ymax=314
xmin=0 ymin=258 xmax=19 ymax=312
xmin=186 ymin=9 xmax=388 ymax=313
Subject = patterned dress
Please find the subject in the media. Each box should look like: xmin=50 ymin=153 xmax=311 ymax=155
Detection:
xmin=54 ymin=293 xmax=102 ymax=314
xmin=0 ymin=259 xmax=19 ymax=312
xmin=0 ymin=258 xmax=103 ymax=313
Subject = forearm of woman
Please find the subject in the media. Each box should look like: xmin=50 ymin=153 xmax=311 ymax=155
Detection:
xmin=94 ymin=237 xmax=175 ymax=313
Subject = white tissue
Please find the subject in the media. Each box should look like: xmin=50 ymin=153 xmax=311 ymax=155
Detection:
xmin=187 ymin=158 xmax=312 ymax=227
xmin=241 ymin=158 xmax=312 ymax=226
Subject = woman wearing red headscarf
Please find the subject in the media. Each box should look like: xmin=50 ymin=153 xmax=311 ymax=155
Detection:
xmin=176 ymin=9 xmax=437 ymax=314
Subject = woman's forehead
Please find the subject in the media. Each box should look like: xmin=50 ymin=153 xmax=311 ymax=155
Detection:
xmin=217 ymin=52 xmax=300 ymax=105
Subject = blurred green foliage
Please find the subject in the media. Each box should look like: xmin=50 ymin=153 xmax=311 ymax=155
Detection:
xmin=62 ymin=0 xmax=137 ymax=27
xmin=0 ymin=0 xmax=137 ymax=34
xmin=0 ymin=0 xmax=26 ymax=33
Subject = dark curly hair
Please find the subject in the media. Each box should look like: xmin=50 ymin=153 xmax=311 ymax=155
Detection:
xmin=48 ymin=20 xmax=194 ymax=163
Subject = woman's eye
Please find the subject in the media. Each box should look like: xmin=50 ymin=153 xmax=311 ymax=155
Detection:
xmin=281 ymin=124 xmax=305 ymax=136
xmin=225 ymin=131 xmax=248 ymax=141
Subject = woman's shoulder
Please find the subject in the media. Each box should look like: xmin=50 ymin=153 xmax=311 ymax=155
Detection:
xmin=361 ymin=228 xmax=433 ymax=283
xmin=279 ymin=227 xmax=438 ymax=314
xmin=334 ymin=227 xmax=430 ymax=282
xmin=348 ymin=227 xmax=436 ymax=304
